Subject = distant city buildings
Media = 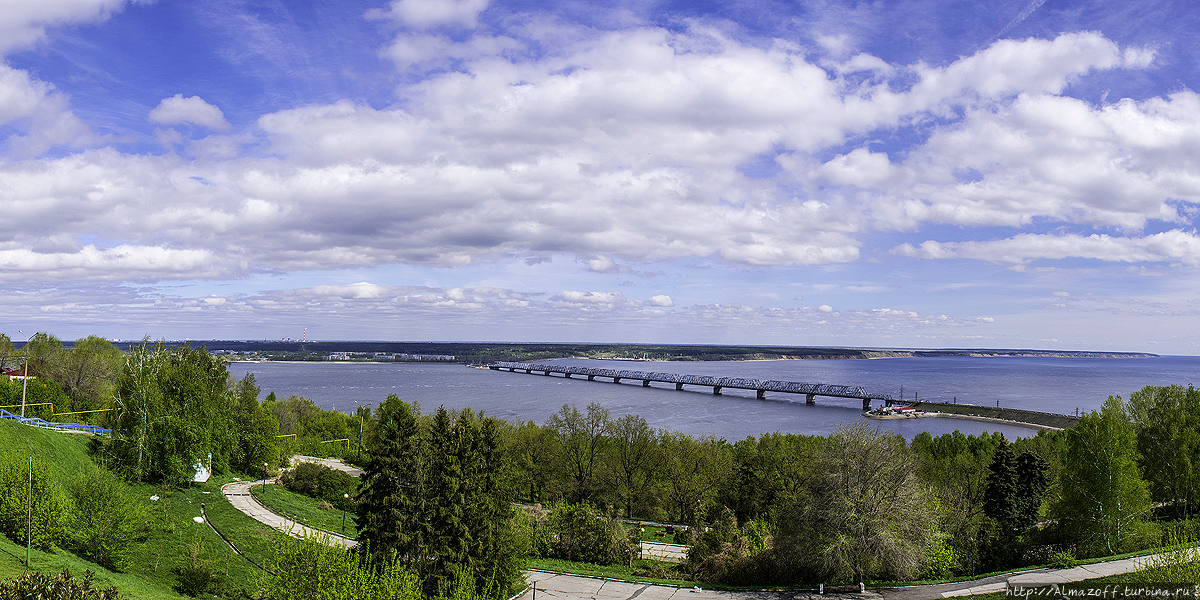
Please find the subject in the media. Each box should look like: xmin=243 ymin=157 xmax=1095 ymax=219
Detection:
xmin=325 ymin=352 xmax=455 ymax=362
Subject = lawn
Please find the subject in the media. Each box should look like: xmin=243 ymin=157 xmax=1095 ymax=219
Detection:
xmin=251 ymin=483 xmax=358 ymax=538
xmin=0 ymin=418 xmax=289 ymax=599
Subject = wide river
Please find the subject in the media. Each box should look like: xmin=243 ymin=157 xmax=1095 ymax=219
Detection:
xmin=228 ymin=355 xmax=1200 ymax=441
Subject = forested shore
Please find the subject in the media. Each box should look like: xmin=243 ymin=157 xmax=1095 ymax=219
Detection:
xmin=0 ymin=335 xmax=1196 ymax=599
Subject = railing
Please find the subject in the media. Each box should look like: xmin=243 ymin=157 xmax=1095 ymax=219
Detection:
xmin=0 ymin=408 xmax=113 ymax=437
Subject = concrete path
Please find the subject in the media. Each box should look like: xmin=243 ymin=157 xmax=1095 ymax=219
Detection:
xmin=517 ymin=571 xmax=875 ymax=600
xmin=221 ymin=478 xmax=358 ymax=549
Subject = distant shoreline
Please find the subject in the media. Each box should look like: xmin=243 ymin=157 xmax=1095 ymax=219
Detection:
xmin=865 ymin=410 xmax=1061 ymax=431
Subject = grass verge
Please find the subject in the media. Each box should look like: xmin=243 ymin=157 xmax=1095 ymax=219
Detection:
xmin=251 ymin=484 xmax=357 ymax=538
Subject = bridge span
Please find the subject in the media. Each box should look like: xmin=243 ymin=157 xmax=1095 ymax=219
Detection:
xmin=486 ymin=362 xmax=896 ymax=410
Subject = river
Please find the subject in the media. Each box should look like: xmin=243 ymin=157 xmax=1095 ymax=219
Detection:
xmin=227 ymin=355 xmax=1200 ymax=441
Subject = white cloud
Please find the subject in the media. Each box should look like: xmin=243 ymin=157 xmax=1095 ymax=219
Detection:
xmin=645 ymin=294 xmax=674 ymax=307
xmin=368 ymin=0 xmax=489 ymax=29
xmin=891 ymin=231 xmax=1200 ymax=265
xmin=0 ymin=0 xmax=134 ymax=55
xmin=148 ymin=94 xmax=232 ymax=130
xmin=554 ymin=290 xmax=627 ymax=305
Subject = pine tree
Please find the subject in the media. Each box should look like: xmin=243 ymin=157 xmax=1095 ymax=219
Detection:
xmin=355 ymin=395 xmax=425 ymax=568
xmin=984 ymin=440 xmax=1017 ymax=529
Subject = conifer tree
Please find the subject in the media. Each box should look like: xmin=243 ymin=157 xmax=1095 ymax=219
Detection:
xmin=355 ymin=395 xmax=425 ymax=568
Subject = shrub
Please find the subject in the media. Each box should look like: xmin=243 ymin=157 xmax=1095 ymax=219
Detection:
xmin=0 ymin=569 xmax=121 ymax=600
xmin=175 ymin=537 xmax=221 ymax=597
xmin=262 ymin=535 xmax=422 ymax=600
xmin=546 ymin=502 xmax=637 ymax=565
xmin=0 ymin=453 xmax=69 ymax=550
xmin=1047 ymin=549 xmax=1077 ymax=569
xmin=68 ymin=467 xmax=150 ymax=571
xmin=280 ymin=462 xmax=356 ymax=509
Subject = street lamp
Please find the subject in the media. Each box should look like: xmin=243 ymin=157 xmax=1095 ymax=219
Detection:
xmin=341 ymin=493 xmax=349 ymax=534
xmin=17 ymin=331 xmax=33 ymax=419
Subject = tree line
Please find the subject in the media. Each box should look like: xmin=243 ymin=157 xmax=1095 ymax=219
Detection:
xmin=4 ymin=334 xmax=1199 ymax=592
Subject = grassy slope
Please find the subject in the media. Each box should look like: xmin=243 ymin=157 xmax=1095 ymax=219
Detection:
xmin=0 ymin=418 xmax=287 ymax=599
xmin=252 ymin=484 xmax=358 ymax=538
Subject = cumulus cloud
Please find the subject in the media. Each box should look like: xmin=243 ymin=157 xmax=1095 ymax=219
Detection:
xmin=0 ymin=0 xmax=133 ymax=54
xmin=148 ymin=94 xmax=231 ymax=130
xmin=368 ymin=0 xmax=489 ymax=29
xmin=645 ymin=294 xmax=674 ymax=307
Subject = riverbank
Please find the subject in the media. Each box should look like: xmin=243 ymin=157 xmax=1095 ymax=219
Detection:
xmin=865 ymin=401 xmax=1079 ymax=430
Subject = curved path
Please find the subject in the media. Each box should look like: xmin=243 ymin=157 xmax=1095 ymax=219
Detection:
xmin=221 ymin=478 xmax=357 ymax=549
xmin=221 ymin=457 xmax=1166 ymax=599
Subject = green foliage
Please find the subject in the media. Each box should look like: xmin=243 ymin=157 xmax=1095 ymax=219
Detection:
xmin=232 ymin=373 xmax=280 ymax=477
xmin=0 ymin=377 xmax=70 ymax=420
xmin=661 ymin=432 xmax=729 ymax=525
xmin=105 ymin=341 xmax=236 ymax=484
xmin=686 ymin=508 xmax=772 ymax=584
xmin=546 ymin=403 xmax=610 ymax=503
xmin=174 ymin=537 xmax=221 ymax=597
xmin=775 ymin=423 xmax=934 ymax=583
xmin=545 ymin=502 xmax=637 ymax=566
xmin=263 ymin=535 xmax=421 ymax=600
xmin=356 ymin=397 xmax=523 ymax=598
xmin=606 ymin=414 xmax=662 ymax=519
xmin=1125 ymin=530 xmax=1200 ymax=584
xmin=0 ymin=453 xmax=69 ymax=550
xmin=281 ymin=462 xmax=355 ymax=509
xmin=1047 ymin=549 xmax=1077 ymax=569
xmin=921 ymin=537 xmax=960 ymax=580
xmin=54 ymin=336 xmax=124 ymax=418
xmin=67 ymin=467 xmax=151 ymax=572
xmin=1055 ymin=396 xmax=1152 ymax=557
xmin=0 ymin=569 xmax=122 ymax=600
xmin=1129 ymin=385 xmax=1200 ymax=518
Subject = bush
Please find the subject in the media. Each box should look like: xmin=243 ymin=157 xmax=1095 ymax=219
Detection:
xmin=263 ymin=535 xmax=422 ymax=600
xmin=546 ymin=502 xmax=638 ymax=565
xmin=175 ymin=538 xmax=221 ymax=597
xmin=1047 ymin=549 xmax=1077 ymax=569
xmin=0 ymin=569 xmax=121 ymax=600
xmin=280 ymin=462 xmax=356 ymax=509
xmin=0 ymin=453 xmax=69 ymax=550
xmin=68 ymin=467 xmax=150 ymax=571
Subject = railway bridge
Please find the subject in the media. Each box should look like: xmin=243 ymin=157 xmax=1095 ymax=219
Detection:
xmin=486 ymin=361 xmax=896 ymax=410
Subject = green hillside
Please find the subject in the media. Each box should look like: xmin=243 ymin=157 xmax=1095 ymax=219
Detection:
xmin=0 ymin=419 xmax=284 ymax=599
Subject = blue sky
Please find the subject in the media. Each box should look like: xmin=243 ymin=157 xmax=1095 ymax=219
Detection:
xmin=4 ymin=0 xmax=1200 ymax=353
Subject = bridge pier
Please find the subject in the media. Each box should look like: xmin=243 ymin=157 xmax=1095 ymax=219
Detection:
xmin=542 ymin=371 xmax=551 ymax=376
xmin=675 ymin=383 xmax=684 ymax=390
xmin=524 ymin=369 xmax=532 ymax=374
xmin=713 ymin=386 xmax=722 ymax=395
xmin=588 ymin=375 xmax=595 ymax=381
xmin=756 ymin=390 xmax=765 ymax=399
xmin=564 ymin=373 xmax=572 ymax=378
xmin=642 ymin=380 xmax=650 ymax=387
xmin=613 ymin=377 xmax=622 ymax=384
xmin=863 ymin=398 xmax=872 ymax=411
xmin=805 ymin=394 xmax=815 ymax=405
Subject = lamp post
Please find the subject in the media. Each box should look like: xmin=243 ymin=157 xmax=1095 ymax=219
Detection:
xmin=342 ymin=493 xmax=349 ymax=534
xmin=18 ymin=331 xmax=33 ymax=419
xmin=354 ymin=400 xmax=363 ymax=460
xmin=26 ymin=457 xmax=31 ymax=567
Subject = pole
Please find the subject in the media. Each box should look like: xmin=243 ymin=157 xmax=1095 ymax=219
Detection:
xmin=26 ymin=457 xmax=32 ymax=567
xmin=19 ymin=331 xmax=31 ymax=419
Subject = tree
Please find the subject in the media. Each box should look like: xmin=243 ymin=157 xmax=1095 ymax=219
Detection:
xmin=231 ymin=373 xmax=279 ymax=476
xmin=23 ymin=333 xmax=63 ymax=377
xmin=663 ymin=432 xmax=729 ymax=524
xmin=1055 ymin=395 xmax=1152 ymax=557
xmin=545 ymin=403 xmax=610 ymax=503
xmin=356 ymin=395 xmax=426 ymax=569
xmin=54 ymin=336 xmax=123 ymax=414
xmin=1129 ymin=385 xmax=1200 ymax=518
xmin=775 ymin=423 xmax=935 ymax=583
xmin=356 ymin=400 xmax=522 ymax=598
xmin=511 ymin=420 xmax=559 ymax=503
xmin=105 ymin=341 xmax=235 ymax=483
xmin=0 ymin=334 xmax=13 ymax=372
xmin=605 ymin=413 xmax=661 ymax=518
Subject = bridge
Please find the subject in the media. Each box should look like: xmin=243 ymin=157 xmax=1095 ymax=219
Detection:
xmin=486 ymin=362 xmax=896 ymax=410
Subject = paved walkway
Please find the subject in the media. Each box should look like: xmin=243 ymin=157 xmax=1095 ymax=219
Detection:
xmin=290 ymin=454 xmax=364 ymax=477
xmin=220 ymin=478 xmax=357 ymax=548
